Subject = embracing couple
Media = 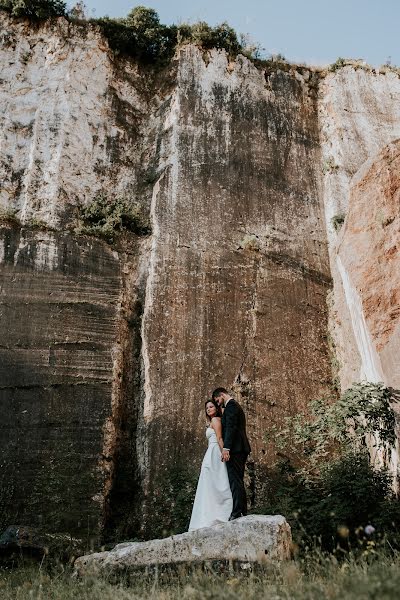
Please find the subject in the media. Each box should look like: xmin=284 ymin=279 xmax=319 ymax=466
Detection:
xmin=189 ymin=387 xmax=251 ymax=531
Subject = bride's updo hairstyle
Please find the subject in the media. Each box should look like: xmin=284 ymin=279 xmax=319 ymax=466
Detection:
xmin=205 ymin=399 xmax=222 ymax=421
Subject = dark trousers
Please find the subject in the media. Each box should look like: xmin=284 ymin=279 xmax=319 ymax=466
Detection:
xmin=226 ymin=452 xmax=248 ymax=518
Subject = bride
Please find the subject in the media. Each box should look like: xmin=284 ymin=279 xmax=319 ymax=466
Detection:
xmin=188 ymin=400 xmax=233 ymax=530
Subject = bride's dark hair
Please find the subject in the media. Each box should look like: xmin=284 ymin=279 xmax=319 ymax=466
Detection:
xmin=205 ymin=399 xmax=222 ymax=421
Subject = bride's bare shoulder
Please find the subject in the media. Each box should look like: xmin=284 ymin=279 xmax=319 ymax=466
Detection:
xmin=210 ymin=416 xmax=222 ymax=431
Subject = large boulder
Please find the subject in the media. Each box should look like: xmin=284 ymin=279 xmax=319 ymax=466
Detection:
xmin=74 ymin=515 xmax=291 ymax=576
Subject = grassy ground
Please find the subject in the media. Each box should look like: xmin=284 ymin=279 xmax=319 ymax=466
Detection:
xmin=1 ymin=552 xmax=400 ymax=599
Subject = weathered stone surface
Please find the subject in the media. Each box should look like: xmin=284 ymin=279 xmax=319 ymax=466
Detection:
xmin=0 ymin=223 xmax=144 ymax=542
xmin=0 ymin=13 xmax=162 ymax=542
xmin=139 ymin=46 xmax=332 ymax=533
xmin=0 ymin=13 xmax=171 ymax=229
xmin=336 ymin=139 xmax=400 ymax=388
xmin=1 ymin=13 xmax=400 ymax=544
xmin=319 ymin=67 xmax=400 ymax=389
xmin=74 ymin=515 xmax=291 ymax=575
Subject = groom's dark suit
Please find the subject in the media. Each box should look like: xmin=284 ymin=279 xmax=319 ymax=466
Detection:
xmin=222 ymin=399 xmax=251 ymax=519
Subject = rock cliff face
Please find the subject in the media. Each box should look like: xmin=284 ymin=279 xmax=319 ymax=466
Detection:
xmin=336 ymin=140 xmax=400 ymax=387
xmin=139 ymin=46 xmax=332 ymax=531
xmin=0 ymin=14 xmax=399 ymax=543
xmin=319 ymin=68 xmax=400 ymax=389
xmin=0 ymin=14 xmax=167 ymax=541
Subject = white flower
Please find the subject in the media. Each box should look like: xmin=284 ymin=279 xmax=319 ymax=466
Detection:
xmin=364 ymin=525 xmax=376 ymax=535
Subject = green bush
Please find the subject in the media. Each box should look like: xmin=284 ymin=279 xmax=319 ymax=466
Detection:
xmin=75 ymin=195 xmax=151 ymax=243
xmin=2 ymin=3 xmax=255 ymax=65
xmin=179 ymin=20 xmax=241 ymax=55
xmin=261 ymin=450 xmax=400 ymax=552
xmin=93 ymin=6 xmax=245 ymax=64
xmin=0 ymin=0 xmax=66 ymax=19
xmin=93 ymin=17 xmax=137 ymax=57
xmin=329 ymin=57 xmax=347 ymax=72
xmin=263 ymin=383 xmax=400 ymax=552
xmin=93 ymin=7 xmax=176 ymax=64
xmin=272 ymin=382 xmax=396 ymax=476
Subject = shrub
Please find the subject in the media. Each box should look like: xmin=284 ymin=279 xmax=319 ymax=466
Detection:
xmin=75 ymin=195 xmax=151 ymax=243
xmin=67 ymin=1 xmax=86 ymax=21
xmin=263 ymin=383 xmax=400 ymax=552
xmin=329 ymin=57 xmax=347 ymax=72
xmin=182 ymin=21 xmax=241 ymax=55
xmin=332 ymin=213 xmax=346 ymax=231
xmin=2 ymin=3 xmax=257 ymax=65
xmin=273 ymin=382 xmax=396 ymax=475
xmin=125 ymin=5 xmax=159 ymax=31
xmin=0 ymin=0 xmax=66 ymax=19
xmin=124 ymin=6 xmax=176 ymax=63
xmin=94 ymin=7 xmax=177 ymax=64
xmin=0 ymin=206 xmax=20 ymax=225
xmin=93 ymin=17 xmax=137 ymax=57
xmin=94 ymin=7 xmax=245 ymax=64
xmin=239 ymin=32 xmax=265 ymax=61
xmin=262 ymin=450 xmax=400 ymax=552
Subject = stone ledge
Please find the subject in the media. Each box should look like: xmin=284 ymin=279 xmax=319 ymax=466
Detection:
xmin=74 ymin=515 xmax=292 ymax=576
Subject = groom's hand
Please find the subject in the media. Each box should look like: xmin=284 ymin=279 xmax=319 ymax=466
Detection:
xmin=222 ymin=449 xmax=230 ymax=462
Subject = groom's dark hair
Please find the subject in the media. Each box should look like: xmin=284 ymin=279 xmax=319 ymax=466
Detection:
xmin=212 ymin=387 xmax=229 ymax=399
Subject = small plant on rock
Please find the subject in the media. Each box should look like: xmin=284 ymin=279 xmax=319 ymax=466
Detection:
xmin=331 ymin=213 xmax=346 ymax=231
xmin=0 ymin=206 xmax=20 ymax=226
xmin=239 ymin=233 xmax=261 ymax=252
xmin=329 ymin=57 xmax=347 ymax=72
xmin=322 ymin=156 xmax=339 ymax=174
xmin=76 ymin=195 xmax=151 ymax=243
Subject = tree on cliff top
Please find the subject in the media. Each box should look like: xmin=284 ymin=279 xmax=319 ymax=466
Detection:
xmin=124 ymin=5 xmax=176 ymax=62
xmin=1 ymin=2 xmax=255 ymax=65
xmin=94 ymin=6 xmax=244 ymax=64
xmin=0 ymin=0 xmax=66 ymax=19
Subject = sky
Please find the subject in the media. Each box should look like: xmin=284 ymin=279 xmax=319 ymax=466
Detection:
xmin=77 ymin=0 xmax=400 ymax=67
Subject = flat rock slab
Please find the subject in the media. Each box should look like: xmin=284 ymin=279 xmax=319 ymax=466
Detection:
xmin=74 ymin=515 xmax=291 ymax=576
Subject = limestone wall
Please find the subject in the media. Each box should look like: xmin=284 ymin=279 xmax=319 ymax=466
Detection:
xmin=0 ymin=13 xmax=399 ymax=541
xmin=319 ymin=67 xmax=400 ymax=389
xmin=139 ymin=46 xmax=332 ymax=530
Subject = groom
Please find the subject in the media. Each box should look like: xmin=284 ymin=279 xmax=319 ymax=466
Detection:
xmin=212 ymin=387 xmax=251 ymax=520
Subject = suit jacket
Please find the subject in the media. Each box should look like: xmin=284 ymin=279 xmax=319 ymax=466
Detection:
xmin=222 ymin=399 xmax=251 ymax=455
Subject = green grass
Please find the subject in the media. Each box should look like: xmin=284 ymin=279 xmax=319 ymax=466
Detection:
xmin=1 ymin=551 xmax=400 ymax=599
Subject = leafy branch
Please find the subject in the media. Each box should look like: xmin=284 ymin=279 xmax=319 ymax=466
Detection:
xmin=270 ymin=382 xmax=397 ymax=478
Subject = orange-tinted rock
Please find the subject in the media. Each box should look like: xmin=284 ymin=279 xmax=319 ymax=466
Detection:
xmin=337 ymin=140 xmax=400 ymax=388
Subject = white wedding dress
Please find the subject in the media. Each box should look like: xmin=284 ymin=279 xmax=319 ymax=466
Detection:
xmin=188 ymin=426 xmax=233 ymax=530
